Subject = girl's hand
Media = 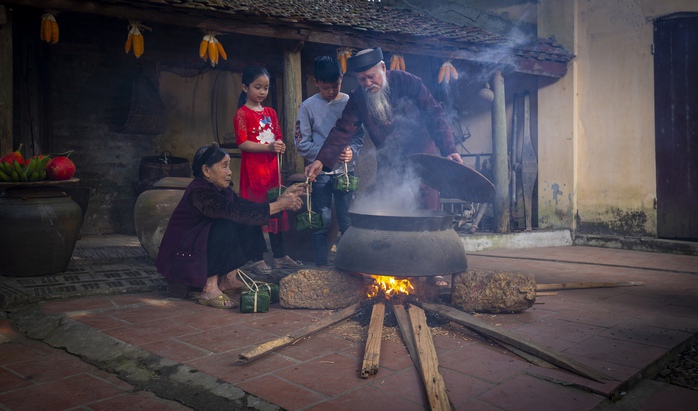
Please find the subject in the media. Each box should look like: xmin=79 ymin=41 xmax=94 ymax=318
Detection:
xmin=270 ymin=140 xmax=286 ymax=154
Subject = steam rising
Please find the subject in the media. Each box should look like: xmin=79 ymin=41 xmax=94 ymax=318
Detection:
xmin=350 ymin=158 xmax=422 ymax=214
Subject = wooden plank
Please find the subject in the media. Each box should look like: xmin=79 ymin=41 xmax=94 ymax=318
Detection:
xmin=407 ymin=305 xmax=452 ymax=411
xmin=520 ymin=92 xmax=537 ymax=231
xmin=535 ymin=291 xmax=558 ymax=296
xmin=392 ymin=304 xmax=421 ymax=373
xmin=238 ymin=302 xmax=362 ymax=363
xmin=0 ymin=5 xmax=12 ymax=155
xmin=282 ymin=47 xmax=303 ymax=174
xmin=536 ymin=281 xmax=645 ymax=291
xmin=418 ymin=302 xmax=612 ymax=383
xmin=360 ymin=302 xmax=385 ymax=378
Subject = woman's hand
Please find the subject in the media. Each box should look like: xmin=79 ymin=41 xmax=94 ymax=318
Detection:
xmin=269 ymin=183 xmax=307 ymax=214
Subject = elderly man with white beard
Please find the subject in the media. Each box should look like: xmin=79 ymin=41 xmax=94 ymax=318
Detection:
xmin=304 ymin=48 xmax=463 ymax=212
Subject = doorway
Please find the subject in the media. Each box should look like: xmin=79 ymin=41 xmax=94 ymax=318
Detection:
xmin=653 ymin=13 xmax=698 ymax=241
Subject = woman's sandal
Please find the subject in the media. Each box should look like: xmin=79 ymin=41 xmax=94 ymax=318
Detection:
xmin=198 ymin=294 xmax=237 ymax=309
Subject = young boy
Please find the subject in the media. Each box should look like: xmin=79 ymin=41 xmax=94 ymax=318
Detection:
xmin=295 ymin=55 xmax=364 ymax=267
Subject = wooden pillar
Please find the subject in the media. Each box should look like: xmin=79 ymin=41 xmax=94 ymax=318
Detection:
xmin=0 ymin=6 xmax=12 ymax=154
xmin=491 ymin=70 xmax=510 ymax=233
xmin=282 ymin=44 xmax=303 ymax=175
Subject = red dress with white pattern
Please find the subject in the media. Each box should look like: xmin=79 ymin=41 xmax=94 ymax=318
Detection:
xmin=234 ymin=105 xmax=283 ymax=203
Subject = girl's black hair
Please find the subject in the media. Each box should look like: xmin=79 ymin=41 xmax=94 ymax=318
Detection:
xmin=313 ymin=56 xmax=342 ymax=83
xmin=237 ymin=66 xmax=270 ymax=108
xmin=192 ymin=143 xmax=228 ymax=178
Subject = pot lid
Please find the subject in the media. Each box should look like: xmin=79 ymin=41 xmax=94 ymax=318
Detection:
xmin=407 ymin=153 xmax=495 ymax=203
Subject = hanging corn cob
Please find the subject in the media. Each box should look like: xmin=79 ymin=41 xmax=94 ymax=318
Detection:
xmin=125 ymin=21 xmax=150 ymax=58
xmin=389 ymin=54 xmax=406 ymax=71
xmin=438 ymin=61 xmax=459 ymax=84
xmin=336 ymin=48 xmax=352 ymax=73
xmin=200 ymin=33 xmax=228 ymax=67
xmin=40 ymin=12 xmax=59 ymax=44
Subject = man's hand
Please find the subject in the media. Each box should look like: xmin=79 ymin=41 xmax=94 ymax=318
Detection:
xmin=338 ymin=146 xmax=353 ymax=163
xmin=446 ymin=152 xmax=463 ymax=164
xmin=305 ymin=160 xmax=323 ymax=182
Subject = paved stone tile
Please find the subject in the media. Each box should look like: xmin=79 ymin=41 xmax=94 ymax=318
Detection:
xmin=0 ymin=373 xmax=128 ymax=411
xmin=365 ymin=366 xmax=427 ymax=406
xmin=274 ymin=352 xmax=369 ymax=397
xmin=101 ymin=318 xmax=200 ymax=346
xmin=40 ymin=296 xmax=118 ymax=314
xmin=564 ymin=335 xmax=667 ymax=370
xmin=88 ymin=390 xmax=193 ymax=411
xmin=476 ymin=374 xmax=606 ymax=411
xmin=235 ymin=374 xmax=327 ymax=411
xmin=437 ymin=342 xmax=531 ymax=384
xmin=140 ymin=338 xmax=213 ymax=363
xmin=174 ymin=322 xmax=279 ymax=353
xmin=440 ymin=367 xmax=496 ymax=409
xmin=304 ymin=384 xmax=427 ymax=411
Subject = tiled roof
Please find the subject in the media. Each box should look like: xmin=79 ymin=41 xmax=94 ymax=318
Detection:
xmin=23 ymin=0 xmax=575 ymax=76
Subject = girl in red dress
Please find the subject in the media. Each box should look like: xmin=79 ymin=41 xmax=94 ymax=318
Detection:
xmin=234 ymin=66 xmax=303 ymax=274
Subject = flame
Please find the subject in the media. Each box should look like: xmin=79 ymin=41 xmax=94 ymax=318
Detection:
xmin=367 ymin=275 xmax=414 ymax=300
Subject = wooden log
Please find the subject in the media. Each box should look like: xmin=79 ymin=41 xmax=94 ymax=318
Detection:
xmin=238 ymin=302 xmax=362 ymax=363
xmin=417 ymin=302 xmax=612 ymax=383
xmin=392 ymin=304 xmax=421 ymax=373
xmin=407 ymin=305 xmax=452 ymax=411
xmin=360 ymin=302 xmax=385 ymax=378
xmin=491 ymin=69 xmax=510 ymax=233
xmin=536 ymin=281 xmax=645 ymax=291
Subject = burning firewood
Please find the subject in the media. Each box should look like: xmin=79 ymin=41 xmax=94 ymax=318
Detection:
xmin=360 ymin=301 xmax=385 ymax=378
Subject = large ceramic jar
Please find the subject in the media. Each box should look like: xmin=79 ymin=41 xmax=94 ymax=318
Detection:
xmin=134 ymin=177 xmax=192 ymax=261
xmin=0 ymin=183 xmax=83 ymax=277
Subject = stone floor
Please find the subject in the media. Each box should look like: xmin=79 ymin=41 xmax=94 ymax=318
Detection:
xmin=2 ymin=235 xmax=698 ymax=410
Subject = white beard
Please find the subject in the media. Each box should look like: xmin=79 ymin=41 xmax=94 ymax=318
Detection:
xmin=364 ymin=72 xmax=392 ymax=125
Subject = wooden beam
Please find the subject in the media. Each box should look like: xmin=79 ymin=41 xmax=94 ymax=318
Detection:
xmin=491 ymin=69 xmax=510 ymax=233
xmin=3 ymin=0 xmax=569 ymax=77
xmin=407 ymin=304 xmax=452 ymax=411
xmin=282 ymin=45 xmax=303 ymax=175
xmin=360 ymin=301 xmax=385 ymax=378
xmin=418 ymin=302 xmax=612 ymax=383
xmin=237 ymin=302 xmax=362 ymax=363
xmin=0 ymin=5 xmax=12 ymax=155
xmin=536 ymin=281 xmax=645 ymax=291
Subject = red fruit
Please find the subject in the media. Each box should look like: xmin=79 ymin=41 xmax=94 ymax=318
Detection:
xmin=46 ymin=156 xmax=76 ymax=180
xmin=0 ymin=144 xmax=24 ymax=165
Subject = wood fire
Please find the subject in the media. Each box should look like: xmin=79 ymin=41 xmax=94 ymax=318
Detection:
xmin=366 ymin=275 xmax=414 ymax=299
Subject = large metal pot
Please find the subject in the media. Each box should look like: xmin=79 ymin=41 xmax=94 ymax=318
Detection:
xmin=334 ymin=211 xmax=467 ymax=277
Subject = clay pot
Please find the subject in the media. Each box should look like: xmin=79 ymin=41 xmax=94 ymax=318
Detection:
xmin=134 ymin=177 xmax=192 ymax=260
xmin=334 ymin=211 xmax=468 ymax=277
xmin=0 ymin=186 xmax=83 ymax=276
